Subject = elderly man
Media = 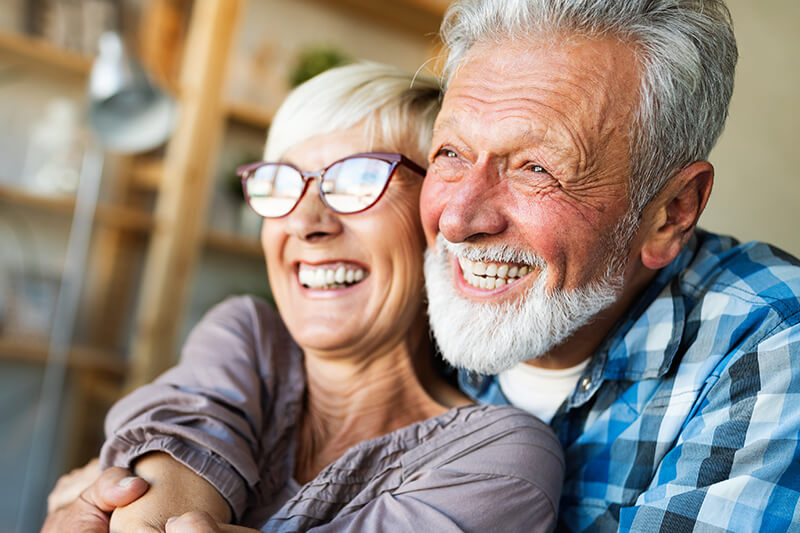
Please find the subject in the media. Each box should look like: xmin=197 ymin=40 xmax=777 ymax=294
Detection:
xmin=45 ymin=0 xmax=800 ymax=531
xmin=420 ymin=0 xmax=800 ymax=530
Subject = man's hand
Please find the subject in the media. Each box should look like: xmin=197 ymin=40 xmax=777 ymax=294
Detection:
xmin=41 ymin=466 xmax=148 ymax=533
xmin=47 ymin=458 xmax=102 ymax=513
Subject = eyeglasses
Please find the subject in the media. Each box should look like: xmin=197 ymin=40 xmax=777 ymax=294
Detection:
xmin=237 ymin=152 xmax=426 ymax=218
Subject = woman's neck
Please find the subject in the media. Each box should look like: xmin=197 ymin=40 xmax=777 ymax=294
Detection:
xmin=294 ymin=319 xmax=469 ymax=483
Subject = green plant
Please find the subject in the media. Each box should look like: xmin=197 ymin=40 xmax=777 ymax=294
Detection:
xmin=289 ymin=46 xmax=351 ymax=88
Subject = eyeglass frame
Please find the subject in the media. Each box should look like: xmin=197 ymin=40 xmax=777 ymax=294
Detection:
xmin=237 ymin=152 xmax=427 ymax=218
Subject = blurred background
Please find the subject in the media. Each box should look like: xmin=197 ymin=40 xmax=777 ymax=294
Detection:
xmin=0 ymin=0 xmax=796 ymax=531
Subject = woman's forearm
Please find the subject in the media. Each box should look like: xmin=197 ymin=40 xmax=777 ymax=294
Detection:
xmin=109 ymin=452 xmax=231 ymax=532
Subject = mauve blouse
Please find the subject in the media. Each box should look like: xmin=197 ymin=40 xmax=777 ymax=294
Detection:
xmin=101 ymin=296 xmax=564 ymax=532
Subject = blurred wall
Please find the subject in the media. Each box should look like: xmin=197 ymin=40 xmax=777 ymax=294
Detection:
xmin=702 ymin=0 xmax=800 ymax=257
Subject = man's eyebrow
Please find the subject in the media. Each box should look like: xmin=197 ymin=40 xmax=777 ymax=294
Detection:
xmin=432 ymin=115 xmax=463 ymax=137
xmin=518 ymin=128 xmax=575 ymax=158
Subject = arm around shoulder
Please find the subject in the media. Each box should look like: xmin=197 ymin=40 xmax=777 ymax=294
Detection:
xmin=101 ymin=296 xmax=296 ymax=521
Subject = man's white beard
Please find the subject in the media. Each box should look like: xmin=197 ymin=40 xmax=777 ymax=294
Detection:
xmin=423 ymin=234 xmax=627 ymax=375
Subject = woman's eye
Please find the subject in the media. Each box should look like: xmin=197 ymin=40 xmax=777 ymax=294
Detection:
xmin=437 ymin=148 xmax=459 ymax=159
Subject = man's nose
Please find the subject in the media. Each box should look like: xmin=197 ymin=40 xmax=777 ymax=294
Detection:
xmin=437 ymin=163 xmax=507 ymax=243
xmin=285 ymin=184 xmax=343 ymax=241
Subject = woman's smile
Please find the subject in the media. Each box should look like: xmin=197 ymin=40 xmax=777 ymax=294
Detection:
xmin=296 ymin=261 xmax=370 ymax=291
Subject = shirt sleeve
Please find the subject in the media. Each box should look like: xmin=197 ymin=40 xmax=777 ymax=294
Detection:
xmin=617 ymin=321 xmax=800 ymax=531
xmin=99 ymin=296 xmax=281 ymax=520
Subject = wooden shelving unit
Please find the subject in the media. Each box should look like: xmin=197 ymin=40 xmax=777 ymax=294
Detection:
xmin=0 ymin=25 xmax=270 ymax=241
xmin=1 ymin=0 xmax=445 ymax=412
xmin=203 ymin=229 xmax=263 ymax=258
xmin=0 ymin=335 xmax=125 ymax=376
xmin=0 ymin=183 xmax=154 ymax=233
xmin=225 ymin=100 xmax=274 ymax=130
xmin=0 ymin=26 xmax=276 ymax=147
xmin=0 ymin=30 xmax=92 ymax=74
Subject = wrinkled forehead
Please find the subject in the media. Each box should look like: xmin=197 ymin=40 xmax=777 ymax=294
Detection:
xmin=437 ymin=36 xmax=641 ymax=144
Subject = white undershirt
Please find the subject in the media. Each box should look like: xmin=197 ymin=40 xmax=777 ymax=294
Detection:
xmin=498 ymin=358 xmax=590 ymax=423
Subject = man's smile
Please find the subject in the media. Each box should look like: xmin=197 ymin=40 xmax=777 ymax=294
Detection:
xmin=456 ymin=256 xmax=534 ymax=290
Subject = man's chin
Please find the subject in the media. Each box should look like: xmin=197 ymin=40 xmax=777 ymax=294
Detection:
xmin=423 ymin=243 xmax=623 ymax=374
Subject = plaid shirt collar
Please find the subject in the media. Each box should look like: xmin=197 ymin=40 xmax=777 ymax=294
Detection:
xmin=568 ymin=234 xmax=698 ymax=409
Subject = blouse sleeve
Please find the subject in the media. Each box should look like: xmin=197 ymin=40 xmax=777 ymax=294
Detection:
xmin=99 ymin=296 xmax=301 ymax=520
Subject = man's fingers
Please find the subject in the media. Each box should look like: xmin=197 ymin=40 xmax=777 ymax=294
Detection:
xmin=47 ymin=458 xmax=101 ymax=512
xmin=80 ymin=467 xmax=149 ymax=513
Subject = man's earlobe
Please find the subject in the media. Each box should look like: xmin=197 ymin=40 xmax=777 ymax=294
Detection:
xmin=640 ymin=161 xmax=714 ymax=270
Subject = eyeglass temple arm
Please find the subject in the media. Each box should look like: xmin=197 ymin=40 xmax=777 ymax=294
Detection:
xmin=401 ymin=157 xmax=427 ymax=176
xmin=236 ymin=162 xmax=265 ymax=176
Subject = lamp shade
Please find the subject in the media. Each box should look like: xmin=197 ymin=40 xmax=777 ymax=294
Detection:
xmin=88 ymin=31 xmax=176 ymax=153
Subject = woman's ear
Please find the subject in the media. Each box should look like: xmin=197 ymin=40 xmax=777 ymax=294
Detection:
xmin=639 ymin=161 xmax=714 ymax=270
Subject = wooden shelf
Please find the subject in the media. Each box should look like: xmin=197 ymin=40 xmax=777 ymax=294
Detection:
xmin=129 ymin=158 xmax=164 ymax=190
xmin=403 ymin=0 xmax=450 ymax=16
xmin=309 ymin=0 xmax=444 ymax=35
xmin=225 ymin=100 xmax=273 ymax=129
xmin=0 ymin=183 xmax=154 ymax=233
xmin=0 ymin=183 xmax=267 ymax=258
xmin=203 ymin=229 xmax=263 ymax=257
xmin=0 ymin=335 xmax=126 ymax=377
xmin=0 ymin=30 xmax=92 ymax=75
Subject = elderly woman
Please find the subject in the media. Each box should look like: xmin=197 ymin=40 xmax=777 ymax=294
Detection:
xmin=45 ymin=64 xmax=563 ymax=532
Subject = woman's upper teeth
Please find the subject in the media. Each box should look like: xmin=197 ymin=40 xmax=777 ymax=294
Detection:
xmin=298 ymin=263 xmax=367 ymax=289
xmin=458 ymin=257 xmax=531 ymax=289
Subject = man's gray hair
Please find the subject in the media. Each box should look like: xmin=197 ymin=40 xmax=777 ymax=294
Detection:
xmin=440 ymin=0 xmax=738 ymax=213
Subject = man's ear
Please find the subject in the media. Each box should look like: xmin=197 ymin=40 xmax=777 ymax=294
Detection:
xmin=639 ymin=161 xmax=714 ymax=270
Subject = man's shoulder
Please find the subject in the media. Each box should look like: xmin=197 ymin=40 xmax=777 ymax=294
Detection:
xmin=663 ymin=230 xmax=800 ymax=384
xmin=681 ymin=230 xmax=800 ymax=320
xmin=605 ymin=230 xmax=800 ymax=382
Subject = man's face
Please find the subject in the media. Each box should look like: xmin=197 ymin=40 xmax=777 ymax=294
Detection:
xmin=421 ymin=36 xmax=644 ymax=372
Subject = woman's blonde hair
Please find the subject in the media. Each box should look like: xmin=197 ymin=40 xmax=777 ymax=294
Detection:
xmin=264 ymin=62 xmax=441 ymax=163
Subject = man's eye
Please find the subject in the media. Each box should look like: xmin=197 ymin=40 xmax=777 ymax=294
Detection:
xmin=529 ymin=164 xmax=547 ymax=173
xmin=437 ymin=148 xmax=459 ymax=158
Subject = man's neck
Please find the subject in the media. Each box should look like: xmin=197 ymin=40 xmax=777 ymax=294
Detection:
xmin=528 ymin=261 xmax=659 ymax=370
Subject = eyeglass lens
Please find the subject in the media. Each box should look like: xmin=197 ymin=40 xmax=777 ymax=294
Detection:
xmin=245 ymin=157 xmax=394 ymax=217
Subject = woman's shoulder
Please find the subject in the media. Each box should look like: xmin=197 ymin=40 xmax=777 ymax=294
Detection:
xmin=401 ymin=404 xmax=564 ymax=525
xmin=405 ymin=404 xmax=564 ymax=480
xmin=203 ymin=294 xmax=281 ymax=328
xmin=199 ymin=296 xmax=295 ymax=346
xmin=272 ymin=404 xmax=564 ymax=532
xmin=187 ymin=295 xmax=302 ymax=373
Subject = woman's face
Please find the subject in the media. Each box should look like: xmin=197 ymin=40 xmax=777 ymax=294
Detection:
xmin=261 ymin=123 xmax=427 ymax=357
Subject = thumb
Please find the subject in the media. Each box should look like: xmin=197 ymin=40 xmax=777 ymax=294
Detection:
xmin=81 ymin=467 xmax=149 ymax=512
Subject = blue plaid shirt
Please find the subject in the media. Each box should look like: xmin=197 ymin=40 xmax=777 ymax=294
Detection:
xmin=459 ymin=230 xmax=800 ymax=532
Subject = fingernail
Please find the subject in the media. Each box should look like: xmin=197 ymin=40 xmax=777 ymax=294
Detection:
xmin=117 ymin=476 xmax=139 ymax=488
xmin=167 ymin=516 xmax=178 ymax=524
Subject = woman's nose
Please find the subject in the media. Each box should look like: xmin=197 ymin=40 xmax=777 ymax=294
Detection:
xmin=284 ymin=182 xmax=343 ymax=241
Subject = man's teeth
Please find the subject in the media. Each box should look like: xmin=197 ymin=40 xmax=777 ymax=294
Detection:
xmin=298 ymin=264 xmax=367 ymax=289
xmin=458 ymin=257 xmax=531 ymax=289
